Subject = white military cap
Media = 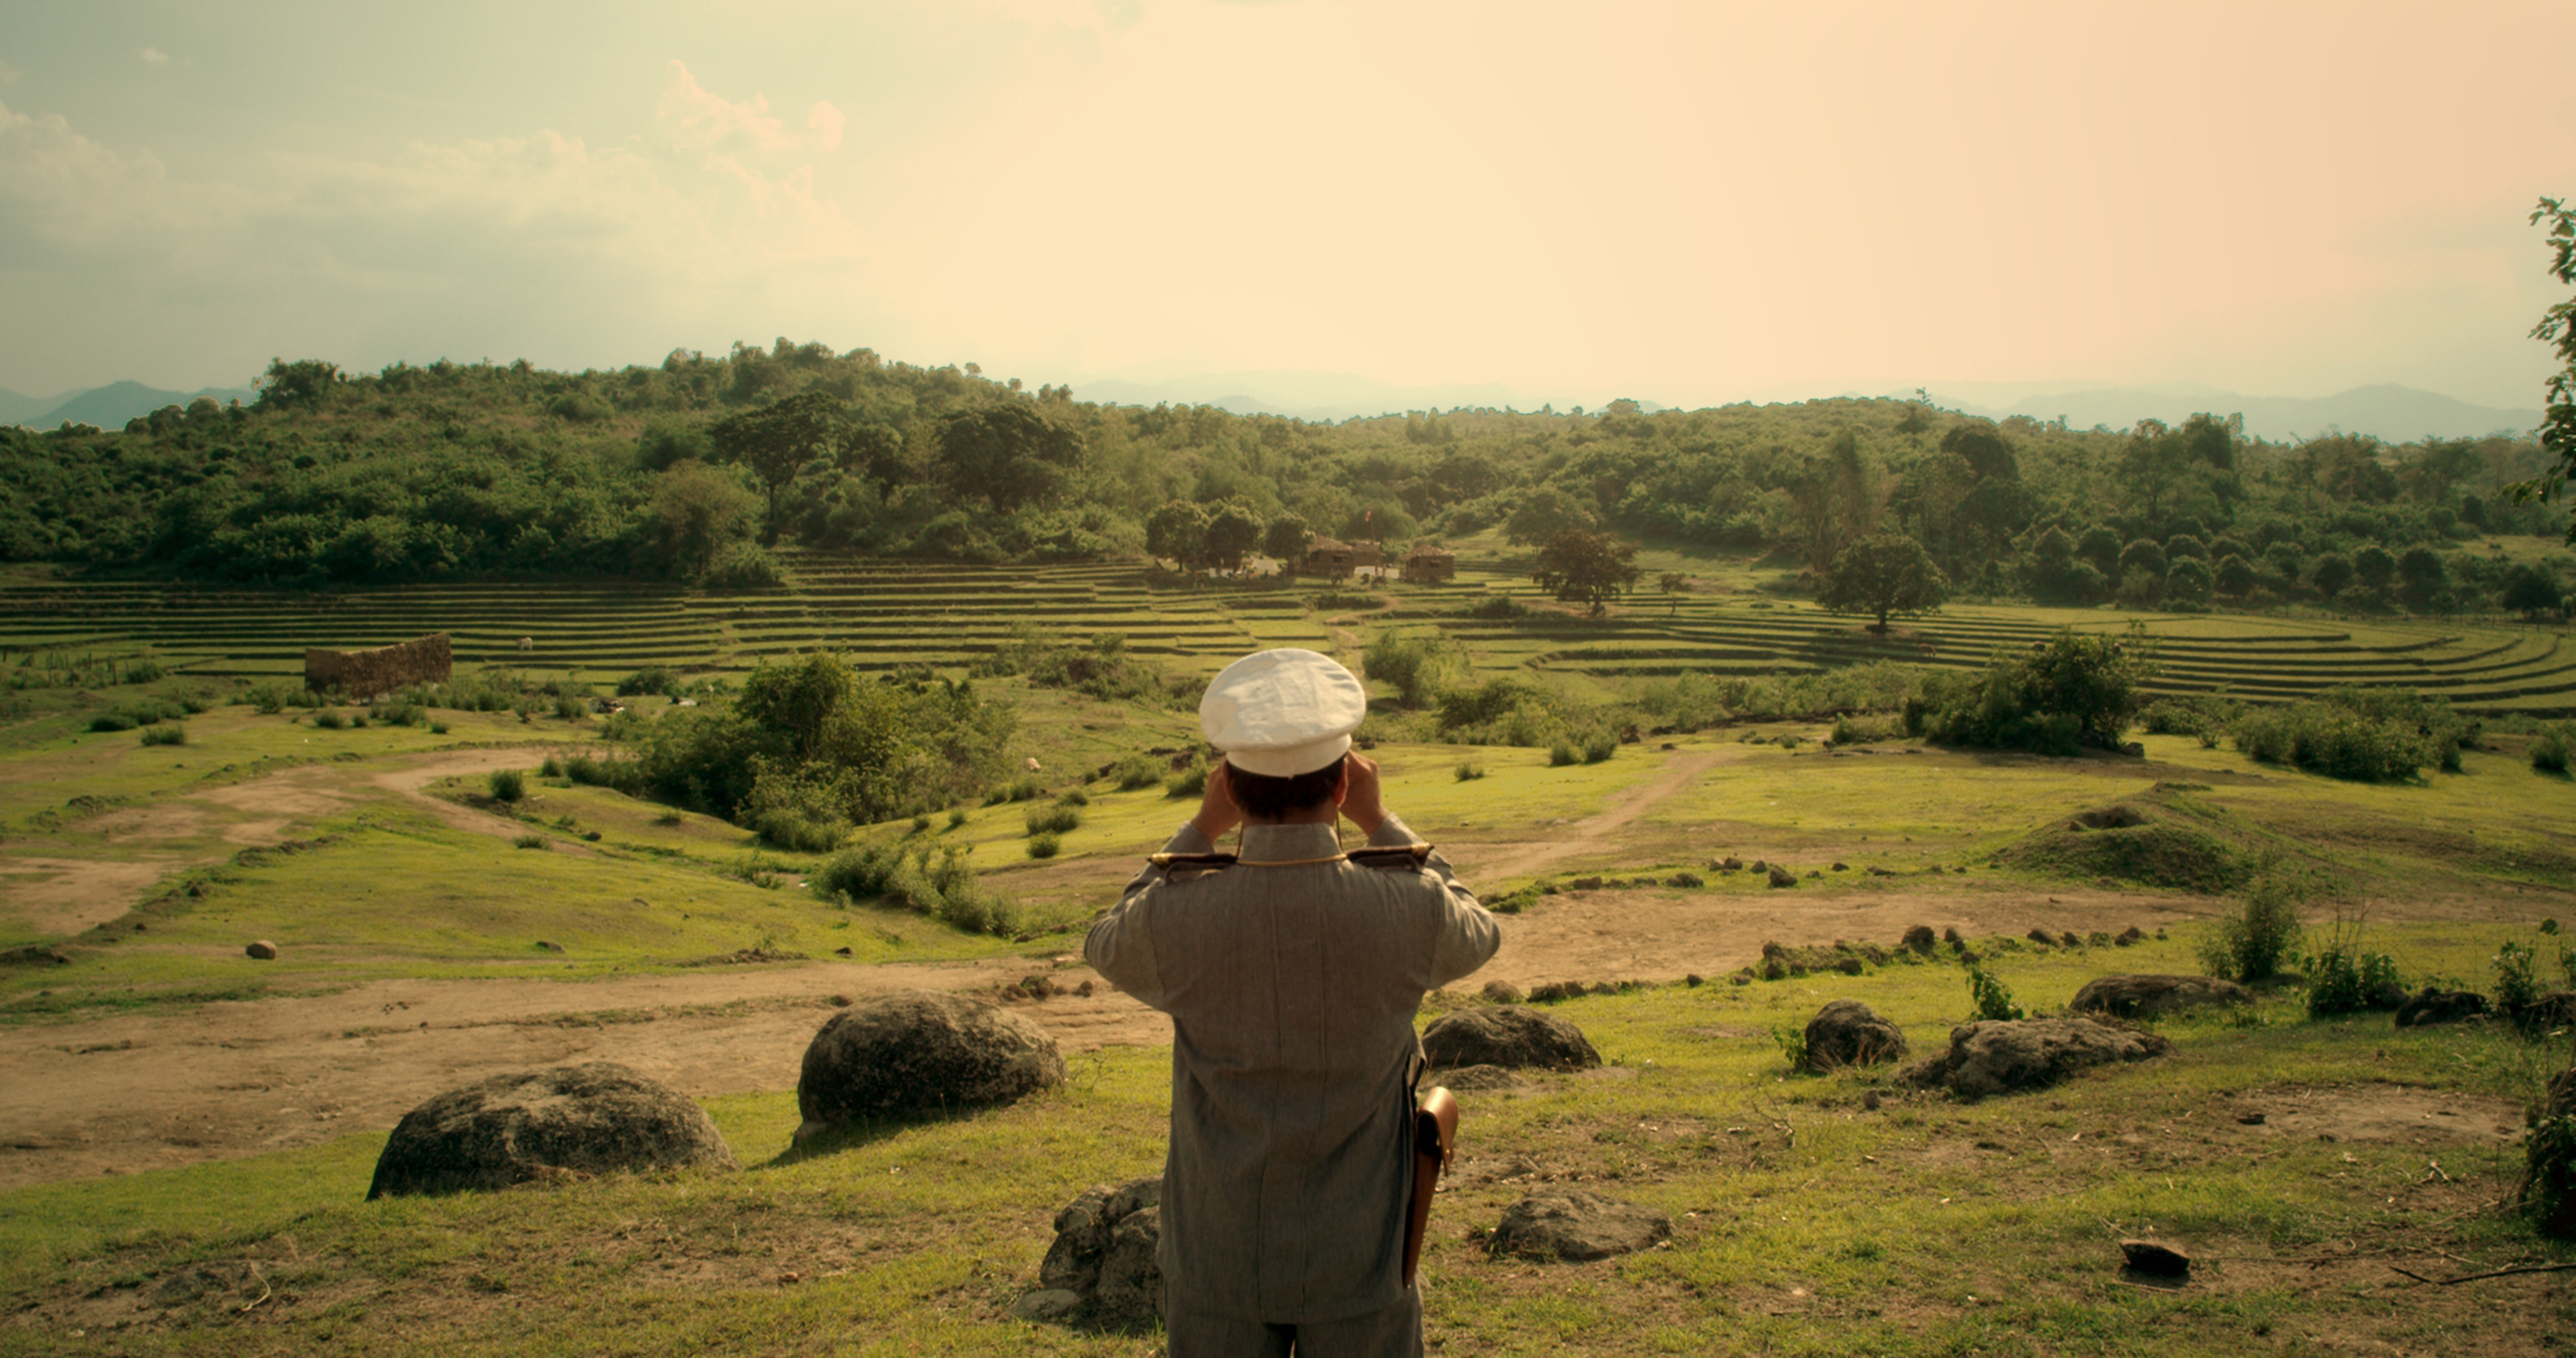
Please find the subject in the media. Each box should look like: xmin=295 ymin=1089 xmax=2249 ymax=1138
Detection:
xmin=1199 ymin=648 xmax=1368 ymax=777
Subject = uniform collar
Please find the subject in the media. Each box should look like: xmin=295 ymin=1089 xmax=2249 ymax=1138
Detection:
xmin=1235 ymin=822 xmax=1344 ymax=864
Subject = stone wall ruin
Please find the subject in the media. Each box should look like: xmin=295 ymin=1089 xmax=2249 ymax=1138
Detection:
xmin=305 ymin=632 xmax=452 ymax=699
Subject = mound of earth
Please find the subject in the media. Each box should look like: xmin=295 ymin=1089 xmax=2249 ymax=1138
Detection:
xmin=1487 ymin=1190 xmax=1673 ymax=1261
xmin=1423 ymin=1005 xmax=1601 ymax=1071
xmin=1901 ymin=1015 xmax=2173 ymax=1100
xmin=1994 ymin=785 xmax=2268 ymax=894
xmin=1802 ymin=999 xmax=1907 ymax=1070
xmin=2071 ymin=974 xmax=2254 ymax=1019
xmin=366 ymin=1062 xmax=737 ymax=1199
xmin=795 ymin=989 xmax=1066 ymax=1138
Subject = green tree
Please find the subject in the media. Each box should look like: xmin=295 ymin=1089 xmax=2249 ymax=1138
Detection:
xmin=934 ymin=403 xmax=1085 ymax=514
xmin=1504 ymin=485 xmax=1595 ymax=546
xmin=1817 ymin=532 xmax=1949 ymax=630
xmin=640 ymin=461 xmax=757 ymax=580
xmin=1145 ymin=498 xmax=1209 ymax=572
xmin=710 ymin=390 xmax=846 ymax=544
xmin=2353 ymin=543 xmax=2399 ymax=591
xmin=2311 ymin=552 xmax=2355 ymax=599
xmin=1530 ymin=530 xmax=1642 ymax=616
xmin=2025 ymin=526 xmax=2107 ymax=604
xmin=2396 ymin=547 xmax=2452 ymax=612
xmin=1656 ymin=571 xmax=1689 ymax=615
xmin=2166 ymin=556 xmax=2214 ymax=608
xmin=2502 ymin=562 xmax=2565 ymax=617
xmin=2214 ymin=553 xmax=2257 ymax=598
xmin=1203 ymin=500 xmax=1263 ymax=573
xmin=255 ymin=358 xmax=341 ymax=411
xmin=1261 ymin=512 xmax=1311 ymax=571
xmin=2507 ymin=196 xmax=2576 ymax=541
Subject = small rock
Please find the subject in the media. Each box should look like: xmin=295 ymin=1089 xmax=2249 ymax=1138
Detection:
xmin=1481 ymin=979 xmax=1527 ymax=1005
xmin=833 ymin=945 xmax=854 ymax=957
xmin=2235 ymin=1112 xmax=2266 ymax=1126
xmin=244 ymin=940 xmax=278 ymax=960
xmin=2120 ymin=1239 xmax=2190 ymax=1277
xmin=1831 ymin=862 xmax=1848 ymax=872
xmin=1767 ymin=865 xmax=1797 ymax=889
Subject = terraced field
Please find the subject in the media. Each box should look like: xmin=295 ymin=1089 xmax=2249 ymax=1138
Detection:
xmin=2 ymin=552 xmax=2571 ymax=713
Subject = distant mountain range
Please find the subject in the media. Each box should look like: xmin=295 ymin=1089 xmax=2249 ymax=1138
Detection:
xmin=1 ymin=380 xmax=260 ymax=431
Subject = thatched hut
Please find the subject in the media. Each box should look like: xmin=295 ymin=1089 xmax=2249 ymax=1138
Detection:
xmin=1305 ymin=537 xmax=1384 ymax=577
xmin=1401 ymin=545 xmax=1456 ymax=583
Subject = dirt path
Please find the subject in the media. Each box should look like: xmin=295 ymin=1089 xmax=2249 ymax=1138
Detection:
xmin=3 ymin=742 xmax=2568 ymax=1193
xmin=0 ymin=746 xmax=586 ymax=938
xmin=1476 ymin=750 xmax=1722 ymax=881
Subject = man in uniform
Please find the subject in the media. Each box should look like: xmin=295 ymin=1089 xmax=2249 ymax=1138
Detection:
xmin=1086 ymin=647 xmax=1500 ymax=1357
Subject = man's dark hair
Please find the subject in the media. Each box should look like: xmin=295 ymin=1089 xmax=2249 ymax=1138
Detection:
xmin=1227 ymin=755 xmax=1347 ymax=820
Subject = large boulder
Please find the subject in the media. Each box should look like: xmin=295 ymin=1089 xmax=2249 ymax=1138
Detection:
xmin=1423 ymin=1005 xmax=1601 ymax=1071
xmin=366 ymin=1062 xmax=735 ymax=1199
xmin=1027 ymin=1177 xmax=1163 ymax=1325
xmin=1802 ymin=1000 xmax=1907 ymax=1070
xmin=1488 ymin=1191 xmax=1672 ymax=1262
xmin=1899 ymin=1016 xmax=2172 ymax=1100
xmin=796 ymin=990 xmax=1065 ymax=1139
xmin=2069 ymin=974 xmax=2254 ymax=1020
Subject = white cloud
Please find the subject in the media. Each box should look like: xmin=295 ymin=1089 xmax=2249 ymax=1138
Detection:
xmin=138 ymin=47 xmax=169 ymax=66
xmin=0 ymin=68 xmax=886 ymax=389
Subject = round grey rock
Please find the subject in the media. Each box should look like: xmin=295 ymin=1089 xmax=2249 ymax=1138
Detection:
xmin=1422 ymin=1005 xmax=1601 ymax=1071
xmin=2069 ymin=974 xmax=2252 ymax=1020
xmin=1488 ymin=1190 xmax=1672 ymax=1261
xmin=1802 ymin=999 xmax=1908 ymax=1070
xmin=366 ymin=1061 xmax=736 ymax=1199
xmin=244 ymin=940 xmax=278 ymax=960
xmin=796 ymin=989 xmax=1065 ymax=1137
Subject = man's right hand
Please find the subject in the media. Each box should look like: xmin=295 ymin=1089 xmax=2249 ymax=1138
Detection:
xmin=1189 ymin=759 xmax=1242 ymax=842
xmin=1340 ymin=753 xmax=1388 ymax=838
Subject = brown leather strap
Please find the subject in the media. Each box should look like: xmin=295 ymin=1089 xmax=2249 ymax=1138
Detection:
xmin=1402 ymin=1086 xmax=1458 ymax=1287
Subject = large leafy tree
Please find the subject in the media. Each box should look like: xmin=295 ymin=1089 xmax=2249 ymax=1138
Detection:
xmin=1818 ymin=532 xmax=1948 ymax=630
xmin=933 ymin=402 xmax=1086 ymax=514
xmin=1203 ymin=499 xmax=1264 ymax=573
xmin=2511 ymin=196 xmax=2576 ymax=541
xmin=1145 ymin=498 xmax=1209 ymax=571
xmin=1530 ymin=530 xmax=1642 ymax=616
xmin=710 ymin=390 xmax=847 ymax=543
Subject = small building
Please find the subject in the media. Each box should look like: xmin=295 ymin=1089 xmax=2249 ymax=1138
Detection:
xmin=1400 ymin=545 xmax=1456 ymax=583
xmin=1305 ymin=537 xmax=1385 ymax=577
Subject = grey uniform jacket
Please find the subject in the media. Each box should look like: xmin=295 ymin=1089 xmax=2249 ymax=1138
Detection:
xmin=1085 ymin=815 xmax=1499 ymax=1323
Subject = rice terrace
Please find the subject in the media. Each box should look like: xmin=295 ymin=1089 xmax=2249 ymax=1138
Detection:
xmin=3 ymin=345 xmax=2576 ymax=1356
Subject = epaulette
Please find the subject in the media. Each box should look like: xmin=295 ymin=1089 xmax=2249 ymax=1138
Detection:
xmin=1148 ymin=851 xmax=1239 ymax=873
xmin=1349 ymin=842 xmax=1435 ymax=870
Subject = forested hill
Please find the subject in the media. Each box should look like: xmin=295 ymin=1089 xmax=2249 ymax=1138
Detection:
xmin=0 ymin=341 xmax=2563 ymax=612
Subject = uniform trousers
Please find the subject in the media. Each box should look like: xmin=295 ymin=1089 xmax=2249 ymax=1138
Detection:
xmin=1163 ymin=1284 xmax=1423 ymax=1358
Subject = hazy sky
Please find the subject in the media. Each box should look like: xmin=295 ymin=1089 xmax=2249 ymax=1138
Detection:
xmin=3 ymin=1 xmax=2572 ymax=410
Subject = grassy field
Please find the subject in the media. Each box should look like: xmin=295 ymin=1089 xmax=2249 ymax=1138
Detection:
xmin=2 ymin=544 xmax=2574 ymax=1355
xmin=1 ymin=926 xmax=2569 ymax=1356
xmin=4 ymin=545 xmax=2570 ymax=713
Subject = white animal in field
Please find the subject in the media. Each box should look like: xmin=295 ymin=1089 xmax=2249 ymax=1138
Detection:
xmin=518 ymin=636 xmax=533 ymax=652
xmin=1025 ymin=757 xmax=1042 ymax=773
